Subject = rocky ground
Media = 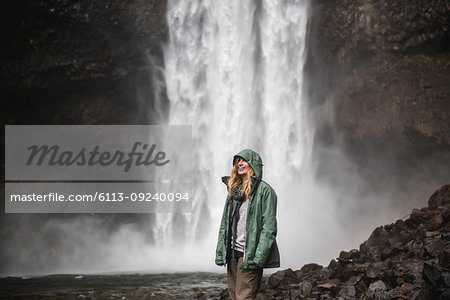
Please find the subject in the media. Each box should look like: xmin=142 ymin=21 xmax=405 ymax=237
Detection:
xmin=218 ymin=184 xmax=450 ymax=300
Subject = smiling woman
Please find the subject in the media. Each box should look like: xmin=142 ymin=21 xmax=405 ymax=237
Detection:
xmin=216 ymin=149 xmax=280 ymax=300
xmin=237 ymin=157 xmax=250 ymax=176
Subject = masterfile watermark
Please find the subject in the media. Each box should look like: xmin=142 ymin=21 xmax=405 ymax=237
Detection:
xmin=5 ymin=125 xmax=192 ymax=213
xmin=26 ymin=142 xmax=170 ymax=172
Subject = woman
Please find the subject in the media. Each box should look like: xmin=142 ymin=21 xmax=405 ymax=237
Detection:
xmin=215 ymin=149 xmax=280 ymax=300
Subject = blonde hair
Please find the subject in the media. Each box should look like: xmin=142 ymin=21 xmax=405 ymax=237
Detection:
xmin=227 ymin=160 xmax=254 ymax=201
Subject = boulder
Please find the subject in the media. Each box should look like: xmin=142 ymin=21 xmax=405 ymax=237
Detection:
xmin=317 ymin=279 xmax=342 ymax=297
xmin=426 ymin=213 xmax=445 ymax=231
xmin=428 ymin=185 xmax=450 ymax=208
xmin=387 ymin=282 xmax=415 ymax=299
xmin=424 ymin=238 xmax=446 ymax=258
xmin=298 ymin=281 xmax=312 ymax=296
xmin=268 ymin=268 xmax=299 ymax=289
xmin=338 ymin=285 xmax=356 ymax=298
xmin=300 ymin=263 xmax=324 ymax=274
xmin=422 ymin=261 xmax=450 ymax=289
xmin=368 ymin=280 xmax=388 ymax=292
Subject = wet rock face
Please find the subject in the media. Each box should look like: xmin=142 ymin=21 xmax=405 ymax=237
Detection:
xmin=306 ymin=0 xmax=450 ymax=191
xmin=3 ymin=0 xmax=168 ymax=125
xmin=309 ymin=0 xmax=449 ymax=64
xmin=307 ymin=0 xmax=450 ymax=141
xmin=243 ymin=184 xmax=450 ymax=299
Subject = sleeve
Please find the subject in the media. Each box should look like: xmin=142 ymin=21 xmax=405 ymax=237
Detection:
xmin=253 ymin=187 xmax=278 ymax=267
xmin=215 ymin=197 xmax=229 ymax=265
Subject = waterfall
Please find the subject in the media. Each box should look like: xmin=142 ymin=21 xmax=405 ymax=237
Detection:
xmin=160 ymin=0 xmax=334 ymax=271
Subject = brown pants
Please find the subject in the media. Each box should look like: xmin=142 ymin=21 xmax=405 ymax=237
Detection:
xmin=227 ymin=257 xmax=263 ymax=300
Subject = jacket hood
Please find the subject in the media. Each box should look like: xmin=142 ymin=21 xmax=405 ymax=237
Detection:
xmin=233 ymin=149 xmax=263 ymax=180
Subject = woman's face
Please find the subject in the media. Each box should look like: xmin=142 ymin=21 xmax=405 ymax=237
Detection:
xmin=236 ymin=157 xmax=250 ymax=176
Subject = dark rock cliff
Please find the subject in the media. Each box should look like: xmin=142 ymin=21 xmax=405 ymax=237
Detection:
xmin=2 ymin=0 xmax=168 ymax=125
xmin=0 ymin=0 xmax=169 ymax=270
xmin=305 ymin=0 xmax=450 ymax=196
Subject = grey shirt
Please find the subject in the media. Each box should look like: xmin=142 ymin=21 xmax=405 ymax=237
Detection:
xmin=233 ymin=200 xmax=248 ymax=252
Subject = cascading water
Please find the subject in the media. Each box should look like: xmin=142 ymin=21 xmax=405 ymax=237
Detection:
xmin=158 ymin=0 xmax=346 ymax=271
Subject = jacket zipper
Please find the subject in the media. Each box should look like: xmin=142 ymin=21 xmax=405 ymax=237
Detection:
xmin=242 ymin=179 xmax=259 ymax=268
xmin=227 ymin=202 xmax=231 ymax=263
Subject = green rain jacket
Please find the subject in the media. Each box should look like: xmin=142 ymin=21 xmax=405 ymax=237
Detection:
xmin=215 ymin=149 xmax=280 ymax=269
